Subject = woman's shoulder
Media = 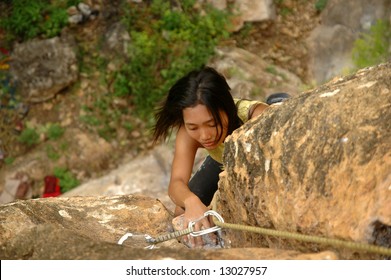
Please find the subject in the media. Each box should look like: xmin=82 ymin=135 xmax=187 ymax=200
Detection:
xmin=235 ymin=98 xmax=266 ymax=121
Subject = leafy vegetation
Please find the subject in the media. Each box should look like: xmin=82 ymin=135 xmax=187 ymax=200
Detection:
xmin=315 ymin=0 xmax=328 ymax=12
xmin=4 ymin=157 xmax=15 ymax=165
xmin=53 ymin=167 xmax=80 ymax=192
xmin=47 ymin=123 xmax=65 ymax=140
xmin=352 ymin=19 xmax=391 ymax=69
xmin=17 ymin=127 xmax=40 ymax=146
xmin=76 ymin=0 xmax=232 ymax=143
xmin=0 ymin=0 xmax=81 ymax=41
xmin=1 ymin=0 xmax=232 ymax=147
xmin=114 ymin=0 xmax=231 ymax=121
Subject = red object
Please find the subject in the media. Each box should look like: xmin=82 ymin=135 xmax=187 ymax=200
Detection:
xmin=0 ymin=47 xmax=9 ymax=55
xmin=42 ymin=176 xmax=61 ymax=197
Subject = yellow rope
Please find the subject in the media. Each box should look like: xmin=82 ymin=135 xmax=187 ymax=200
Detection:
xmin=213 ymin=219 xmax=391 ymax=256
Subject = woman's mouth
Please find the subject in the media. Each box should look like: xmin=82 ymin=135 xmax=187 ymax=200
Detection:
xmin=202 ymin=141 xmax=216 ymax=148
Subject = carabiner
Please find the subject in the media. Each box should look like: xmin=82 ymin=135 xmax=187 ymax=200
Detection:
xmin=117 ymin=232 xmax=156 ymax=249
xmin=188 ymin=210 xmax=224 ymax=237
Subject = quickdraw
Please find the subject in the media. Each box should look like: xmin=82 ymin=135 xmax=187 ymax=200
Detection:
xmin=117 ymin=210 xmax=224 ymax=249
xmin=118 ymin=210 xmax=391 ymax=257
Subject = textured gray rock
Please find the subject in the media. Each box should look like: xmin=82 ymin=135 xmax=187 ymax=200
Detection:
xmin=210 ymin=47 xmax=302 ymax=100
xmin=0 ymin=194 xmax=338 ymax=260
xmin=10 ymin=35 xmax=78 ymax=103
xmin=215 ymin=62 xmax=391 ymax=259
xmin=307 ymin=0 xmax=391 ymax=84
xmin=0 ymin=195 xmax=177 ymax=259
xmin=204 ymin=0 xmax=276 ymax=31
xmin=61 ymin=144 xmax=209 ymax=213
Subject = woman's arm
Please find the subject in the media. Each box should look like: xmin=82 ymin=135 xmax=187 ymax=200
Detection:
xmin=168 ymin=126 xmax=212 ymax=246
xmin=250 ymin=102 xmax=269 ymax=119
xmin=168 ymin=126 xmax=200 ymax=209
xmin=169 ymin=126 xmax=209 ymax=219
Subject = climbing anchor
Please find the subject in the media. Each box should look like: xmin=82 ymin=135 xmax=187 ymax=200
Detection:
xmin=117 ymin=210 xmax=224 ymax=249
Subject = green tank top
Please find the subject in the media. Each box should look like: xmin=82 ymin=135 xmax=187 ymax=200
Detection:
xmin=207 ymin=99 xmax=265 ymax=164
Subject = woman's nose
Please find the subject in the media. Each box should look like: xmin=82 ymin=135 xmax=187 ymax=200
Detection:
xmin=199 ymin=128 xmax=212 ymax=141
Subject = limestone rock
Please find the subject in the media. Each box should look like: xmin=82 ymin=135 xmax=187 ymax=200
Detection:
xmin=202 ymin=0 xmax=275 ymax=31
xmin=230 ymin=0 xmax=276 ymax=31
xmin=216 ymin=62 xmax=391 ymax=259
xmin=10 ymin=36 xmax=78 ymax=103
xmin=0 ymin=195 xmax=175 ymax=258
xmin=209 ymin=47 xmax=302 ymax=100
xmin=61 ymin=144 xmax=208 ymax=213
xmin=102 ymin=22 xmax=131 ymax=59
xmin=234 ymin=0 xmax=276 ymax=22
xmin=307 ymin=0 xmax=391 ymax=84
xmin=62 ymin=144 xmax=175 ymax=211
xmin=0 ymin=194 xmax=338 ymax=260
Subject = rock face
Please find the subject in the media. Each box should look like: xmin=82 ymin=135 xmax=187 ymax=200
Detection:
xmin=215 ymin=62 xmax=391 ymax=259
xmin=231 ymin=0 xmax=276 ymax=31
xmin=0 ymin=195 xmax=172 ymax=246
xmin=62 ymin=144 xmax=176 ymax=211
xmin=10 ymin=35 xmax=78 ymax=103
xmin=0 ymin=194 xmax=337 ymax=260
xmin=0 ymin=195 xmax=177 ymax=259
xmin=2 ymin=63 xmax=390 ymax=260
xmin=307 ymin=0 xmax=391 ymax=84
xmin=210 ymin=47 xmax=302 ymax=100
xmin=205 ymin=0 xmax=276 ymax=31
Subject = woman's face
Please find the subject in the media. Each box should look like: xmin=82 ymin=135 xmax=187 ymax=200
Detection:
xmin=183 ymin=104 xmax=228 ymax=150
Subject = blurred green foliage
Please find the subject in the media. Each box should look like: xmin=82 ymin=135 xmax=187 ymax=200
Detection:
xmin=53 ymin=167 xmax=80 ymax=192
xmin=17 ymin=127 xmax=40 ymax=146
xmin=0 ymin=0 xmax=81 ymax=41
xmin=47 ymin=123 xmax=65 ymax=140
xmin=1 ymin=0 xmax=232 ymax=144
xmin=315 ymin=0 xmax=328 ymax=12
xmin=115 ymin=0 xmax=231 ymax=121
xmin=352 ymin=19 xmax=391 ymax=69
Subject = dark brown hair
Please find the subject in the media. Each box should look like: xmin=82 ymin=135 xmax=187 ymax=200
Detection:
xmin=152 ymin=66 xmax=243 ymax=142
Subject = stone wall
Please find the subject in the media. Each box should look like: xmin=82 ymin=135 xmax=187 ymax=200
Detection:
xmin=216 ymin=62 xmax=391 ymax=259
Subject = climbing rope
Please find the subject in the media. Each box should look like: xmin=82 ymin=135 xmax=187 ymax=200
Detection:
xmin=117 ymin=210 xmax=391 ymax=256
xmin=212 ymin=218 xmax=391 ymax=257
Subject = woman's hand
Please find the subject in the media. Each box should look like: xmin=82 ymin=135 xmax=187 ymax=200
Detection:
xmin=182 ymin=195 xmax=213 ymax=247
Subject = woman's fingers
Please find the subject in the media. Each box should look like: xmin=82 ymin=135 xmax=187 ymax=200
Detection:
xmin=181 ymin=213 xmax=220 ymax=248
